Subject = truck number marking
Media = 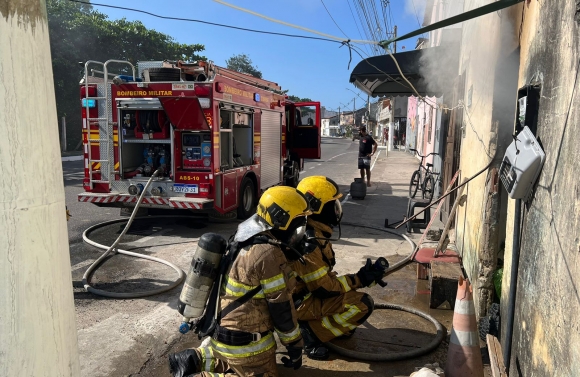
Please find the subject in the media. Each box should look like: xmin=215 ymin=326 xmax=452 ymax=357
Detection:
xmin=179 ymin=176 xmax=200 ymax=181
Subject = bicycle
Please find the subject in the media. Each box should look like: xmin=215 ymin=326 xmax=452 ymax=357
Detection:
xmin=408 ymin=149 xmax=440 ymax=202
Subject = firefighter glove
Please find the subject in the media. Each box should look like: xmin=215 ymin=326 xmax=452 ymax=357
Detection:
xmin=281 ymin=345 xmax=303 ymax=370
xmin=356 ymin=258 xmax=385 ymax=287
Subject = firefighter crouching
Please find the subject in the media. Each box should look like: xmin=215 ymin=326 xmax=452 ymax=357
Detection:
xmin=169 ymin=186 xmax=312 ymax=377
xmin=292 ymin=176 xmax=386 ymax=360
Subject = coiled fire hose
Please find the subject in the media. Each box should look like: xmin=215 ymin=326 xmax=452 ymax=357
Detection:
xmin=327 ymin=222 xmax=446 ymax=361
xmin=82 ymin=168 xmax=185 ymax=298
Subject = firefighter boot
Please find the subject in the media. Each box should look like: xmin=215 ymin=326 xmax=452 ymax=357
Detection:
xmin=168 ymin=349 xmax=200 ymax=377
xmin=300 ymin=323 xmax=330 ymax=360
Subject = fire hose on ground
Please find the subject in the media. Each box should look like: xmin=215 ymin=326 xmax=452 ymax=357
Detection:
xmin=81 ymin=181 xmax=444 ymax=359
xmin=327 ymin=222 xmax=446 ymax=361
xmin=82 ymin=168 xmax=185 ymax=299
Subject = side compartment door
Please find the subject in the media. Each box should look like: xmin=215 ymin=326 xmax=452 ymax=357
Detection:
xmin=289 ymin=102 xmax=321 ymax=159
xmin=213 ymin=170 xmax=238 ymax=213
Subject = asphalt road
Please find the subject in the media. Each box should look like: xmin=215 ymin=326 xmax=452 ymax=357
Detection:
xmin=63 ymin=137 xmax=365 ymax=376
xmin=63 ymin=137 xmax=358 ymax=270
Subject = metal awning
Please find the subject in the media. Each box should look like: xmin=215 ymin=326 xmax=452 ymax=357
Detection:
xmin=349 ymin=47 xmax=458 ymax=98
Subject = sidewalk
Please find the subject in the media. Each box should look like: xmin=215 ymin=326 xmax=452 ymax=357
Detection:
xmin=276 ymin=148 xmax=453 ymax=377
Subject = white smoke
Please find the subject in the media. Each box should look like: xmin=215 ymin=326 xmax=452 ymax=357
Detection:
xmin=405 ymin=0 xmax=427 ymax=23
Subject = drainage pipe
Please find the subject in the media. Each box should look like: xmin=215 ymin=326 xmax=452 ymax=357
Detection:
xmin=503 ymin=198 xmax=522 ymax=371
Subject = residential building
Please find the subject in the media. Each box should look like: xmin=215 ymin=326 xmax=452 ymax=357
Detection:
xmin=350 ymin=1 xmax=580 ymax=374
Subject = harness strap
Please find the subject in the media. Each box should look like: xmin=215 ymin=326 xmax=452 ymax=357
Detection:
xmin=213 ymin=325 xmax=270 ymax=346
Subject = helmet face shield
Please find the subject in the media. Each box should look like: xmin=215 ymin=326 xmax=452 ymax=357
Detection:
xmin=287 ymin=219 xmax=307 ymax=248
xmin=334 ymin=199 xmax=343 ymax=223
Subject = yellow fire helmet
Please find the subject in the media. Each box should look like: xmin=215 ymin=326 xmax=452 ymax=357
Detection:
xmin=256 ymin=186 xmax=312 ymax=230
xmin=296 ymin=176 xmax=343 ymax=215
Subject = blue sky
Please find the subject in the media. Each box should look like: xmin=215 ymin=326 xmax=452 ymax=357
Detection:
xmin=90 ymin=0 xmax=426 ymax=112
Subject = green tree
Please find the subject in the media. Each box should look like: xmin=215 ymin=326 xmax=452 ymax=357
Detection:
xmin=47 ymin=0 xmax=205 ymax=150
xmin=225 ymin=54 xmax=262 ymax=79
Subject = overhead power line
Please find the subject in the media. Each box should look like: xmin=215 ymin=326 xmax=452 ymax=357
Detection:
xmin=347 ymin=0 xmax=373 ymax=56
xmin=213 ymin=0 xmax=376 ymax=45
xmin=320 ymin=0 xmax=349 ymax=39
xmin=68 ymin=0 xmax=345 ymax=45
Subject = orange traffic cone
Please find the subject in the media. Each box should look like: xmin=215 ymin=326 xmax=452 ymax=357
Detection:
xmin=445 ymin=276 xmax=484 ymax=377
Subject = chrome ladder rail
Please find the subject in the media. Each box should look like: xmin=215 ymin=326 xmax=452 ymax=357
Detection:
xmin=83 ymin=60 xmax=135 ymax=190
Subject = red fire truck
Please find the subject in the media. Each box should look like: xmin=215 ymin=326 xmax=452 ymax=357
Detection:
xmin=78 ymin=59 xmax=321 ymax=218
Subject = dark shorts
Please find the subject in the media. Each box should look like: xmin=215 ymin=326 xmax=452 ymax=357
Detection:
xmin=358 ymin=157 xmax=371 ymax=169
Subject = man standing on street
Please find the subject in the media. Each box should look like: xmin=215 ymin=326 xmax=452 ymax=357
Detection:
xmin=358 ymin=126 xmax=377 ymax=187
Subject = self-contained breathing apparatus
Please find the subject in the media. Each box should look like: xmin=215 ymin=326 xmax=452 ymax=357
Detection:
xmin=177 ymin=215 xmax=308 ymax=337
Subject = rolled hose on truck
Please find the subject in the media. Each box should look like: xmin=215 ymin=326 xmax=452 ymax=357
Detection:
xmin=82 ymin=168 xmax=186 ymax=298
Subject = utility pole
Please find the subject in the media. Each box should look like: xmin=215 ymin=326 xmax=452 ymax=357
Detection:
xmin=389 ymin=97 xmax=395 ymax=152
xmin=338 ymin=106 xmax=341 ymax=136
xmin=0 ymin=2 xmax=80 ymax=376
xmin=367 ymin=95 xmax=371 ymax=135
xmin=394 ymin=25 xmax=397 ymax=53
xmin=353 ymin=97 xmax=356 ymax=130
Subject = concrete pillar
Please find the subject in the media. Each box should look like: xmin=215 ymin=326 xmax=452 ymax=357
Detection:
xmin=388 ymin=122 xmax=394 ymax=151
xmin=0 ymin=2 xmax=81 ymax=376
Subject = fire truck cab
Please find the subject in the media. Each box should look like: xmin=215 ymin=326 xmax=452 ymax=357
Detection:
xmin=78 ymin=59 xmax=321 ymax=219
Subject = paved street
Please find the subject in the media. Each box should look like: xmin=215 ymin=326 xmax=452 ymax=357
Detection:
xmin=62 ymin=138 xmax=456 ymax=377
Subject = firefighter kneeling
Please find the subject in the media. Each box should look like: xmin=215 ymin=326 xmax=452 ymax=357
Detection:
xmin=292 ymin=176 xmax=386 ymax=360
xmin=169 ymin=186 xmax=311 ymax=377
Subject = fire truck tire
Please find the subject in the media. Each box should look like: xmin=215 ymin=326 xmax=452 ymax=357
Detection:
xmin=284 ymin=161 xmax=300 ymax=188
xmin=237 ymin=177 xmax=256 ymax=219
xmin=147 ymin=67 xmax=181 ymax=82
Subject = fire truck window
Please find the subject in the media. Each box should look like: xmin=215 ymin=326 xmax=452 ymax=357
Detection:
xmin=234 ymin=112 xmax=250 ymax=127
xmin=285 ymin=109 xmax=291 ymax=131
xmin=295 ymin=109 xmax=302 ymax=126
xmin=220 ymin=109 xmax=232 ymax=129
xmin=232 ymin=113 xmax=253 ymax=166
xmin=220 ymin=132 xmax=233 ymax=170
xmin=298 ymin=106 xmax=317 ymax=127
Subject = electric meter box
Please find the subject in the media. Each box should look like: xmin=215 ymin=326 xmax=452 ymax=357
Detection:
xmin=499 ymin=126 xmax=545 ymax=201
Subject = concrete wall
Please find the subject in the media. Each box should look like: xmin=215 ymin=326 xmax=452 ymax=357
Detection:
xmin=406 ymin=96 xmax=419 ymax=152
xmin=454 ymin=0 xmax=521 ymax=317
xmin=321 ymin=118 xmax=329 ymax=136
xmin=502 ymin=1 xmax=580 ymax=375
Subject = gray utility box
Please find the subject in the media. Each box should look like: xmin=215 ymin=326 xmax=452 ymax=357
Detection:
xmin=499 ymin=126 xmax=545 ymax=201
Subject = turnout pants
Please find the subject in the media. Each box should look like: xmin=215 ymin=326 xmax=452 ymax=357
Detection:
xmin=296 ymin=290 xmax=374 ymax=343
xmin=180 ymin=343 xmax=278 ymax=377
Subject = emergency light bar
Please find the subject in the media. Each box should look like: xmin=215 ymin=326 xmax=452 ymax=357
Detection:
xmin=82 ymin=98 xmax=96 ymax=108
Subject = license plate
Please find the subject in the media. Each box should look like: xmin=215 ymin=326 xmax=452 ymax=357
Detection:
xmin=173 ymin=184 xmax=198 ymax=194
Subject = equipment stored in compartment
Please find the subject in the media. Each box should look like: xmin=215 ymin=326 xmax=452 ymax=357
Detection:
xmin=182 ymin=132 xmax=212 ymax=170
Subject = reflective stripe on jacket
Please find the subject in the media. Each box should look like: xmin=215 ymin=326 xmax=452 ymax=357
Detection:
xmin=218 ymin=241 xmax=303 ymax=348
xmin=292 ymin=219 xmax=362 ymax=299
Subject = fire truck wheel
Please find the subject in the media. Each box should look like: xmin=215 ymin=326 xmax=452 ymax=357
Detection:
xmin=147 ymin=68 xmax=181 ymax=82
xmin=284 ymin=161 xmax=300 ymax=188
xmin=237 ymin=177 xmax=256 ymax=219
